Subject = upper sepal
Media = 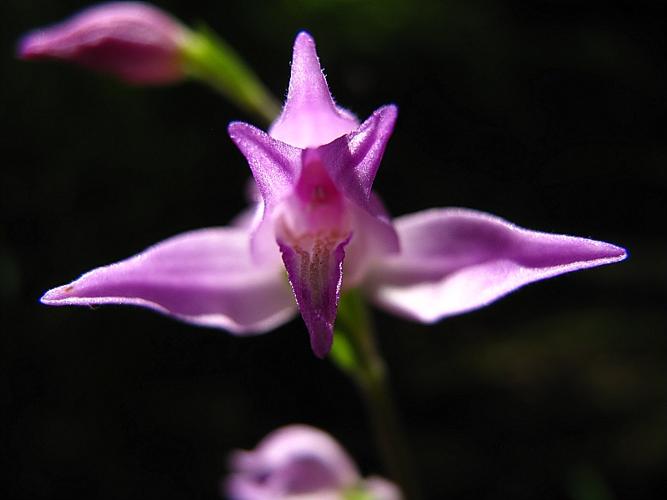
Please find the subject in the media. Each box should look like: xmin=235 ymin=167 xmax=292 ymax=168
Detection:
xmin=268 ymin=31 xmax=359 ymax=149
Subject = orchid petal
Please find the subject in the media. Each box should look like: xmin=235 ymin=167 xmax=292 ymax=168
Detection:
xmin=344 ymin=200 xmax=399 ymax=286
xmin=319 ymin=104 xmax=398 ymax=209
xmin=41 ymin=227 xmax=297 ymax=333
xmin=278 ymin=234 xmax=351 ymax=358
xmin=228 ymin=122 xmax=302 ymax=207
xmin=269 ymin=32 xmax=359 ymax=148
xmin=367 ymin=208 xmax=627 ymax=322
xmin=228 ymin=123 xmax=305 ymax=263
xmin=226 ymin=425 xmax=359 ymax=499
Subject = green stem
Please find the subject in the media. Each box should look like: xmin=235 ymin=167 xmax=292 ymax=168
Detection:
xmin=332 ymin=290 xmax=422 ymax=500
xmin=180 ymin=26 xmax=281 ymax=125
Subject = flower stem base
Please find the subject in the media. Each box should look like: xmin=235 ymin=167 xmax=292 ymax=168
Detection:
xmin=332 ymin=290 xmax=422 ymax=500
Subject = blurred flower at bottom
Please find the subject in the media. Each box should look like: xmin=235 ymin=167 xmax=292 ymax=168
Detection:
xmin=224 ymin=424 xmax=401 ymax=499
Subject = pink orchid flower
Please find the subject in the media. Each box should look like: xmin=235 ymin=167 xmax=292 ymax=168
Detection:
xmin=41 ymin=32 xmax=626 ymax=358
xmin=225 ymin=424 xmax=401 ymax=500
xmin=17 ymin=2 xmax=188 ymax=84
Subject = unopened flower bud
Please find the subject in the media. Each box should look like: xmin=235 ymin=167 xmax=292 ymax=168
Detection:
xmin=18 ymin=2 xmax=189 ymax=85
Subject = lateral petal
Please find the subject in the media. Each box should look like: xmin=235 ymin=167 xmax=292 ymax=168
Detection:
xmin=366 ymin=208 xmax=627 ymax=322
xmin=269 ymin=31 xmax=359 ymax=148
xmin=318 ymin=104 xmax=398 ymax=209
xmin=228 ymin=122 xmax=302 ymax=207
xmin=41 ymin=227 xmax=296 ymax=333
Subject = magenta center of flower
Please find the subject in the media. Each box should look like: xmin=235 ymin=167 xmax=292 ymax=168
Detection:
xmin=288 ymin=155 xmax=348 ymax=232
xmin=276 ymin=156 xmax=351 ymax=288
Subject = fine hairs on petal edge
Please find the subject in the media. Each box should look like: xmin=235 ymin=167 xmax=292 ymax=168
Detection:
xmin=366 ymin=207 xmax=627 ymax=324
xmin=39 ymin=227 xmax=297 ymax=334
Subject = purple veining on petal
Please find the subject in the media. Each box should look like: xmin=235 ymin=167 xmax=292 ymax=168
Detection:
xmin=269 ymin=31 xmax=359 ymax=148
xmin=41 ymin=227 xmax=297 ymax=333
xmin=18 ymin=2 xmax=187 ymax=84
xmin=271 ymin=148 xmax=355 ymax=357
xmin=367 ymin=208 xmax=627 ymax=322
xmin=278 ymin=233 xmax=351 ymax=358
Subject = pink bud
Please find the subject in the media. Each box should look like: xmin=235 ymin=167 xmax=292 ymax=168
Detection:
xmin=17 ymin=2 xmax=189 ymax=85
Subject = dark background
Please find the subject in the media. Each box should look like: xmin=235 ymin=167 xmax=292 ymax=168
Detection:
xmin=1 ymin=1 xmax=665 ymax=499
